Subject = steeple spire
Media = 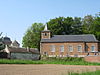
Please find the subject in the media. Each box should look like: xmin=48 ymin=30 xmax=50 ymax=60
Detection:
xmin=44 ymin=24 xmax=48 ymax=31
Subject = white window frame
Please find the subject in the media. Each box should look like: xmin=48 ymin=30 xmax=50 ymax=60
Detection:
xmin=51 ymin=45 xmax=55 ymax=52
xmin=91 ymin=45 xmax=95 ymax=52
xmin=68 ymin=45 xmax=73 ymax=52
xmin=60 ymin=45 xmax=64 ymax=52
xmin=77 ymin=45 xmax=82 ymax=52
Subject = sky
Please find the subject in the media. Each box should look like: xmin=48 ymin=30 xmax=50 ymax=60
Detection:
xmin=0 ymin=0 xmax=100 ymax=47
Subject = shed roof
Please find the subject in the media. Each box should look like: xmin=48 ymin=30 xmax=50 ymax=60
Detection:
xmin=6 ymin=47 xmax=39 ymax=54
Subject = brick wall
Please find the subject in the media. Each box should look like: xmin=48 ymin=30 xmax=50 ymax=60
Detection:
xmin=41 ymin=32 xmax=51 ymax=39
xmin=84 ymin=56 xmax=100 ymax=63
xmin=86 ymin=42 xmax=98 ymax=52
xmin=41 ymin=42 xmax=99 ymax=57
xmin=98 ymin=42 xmax=100 ymax=51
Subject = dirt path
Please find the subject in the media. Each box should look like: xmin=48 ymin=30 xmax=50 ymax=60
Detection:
xmin=0 ymin=64 xmax=100 ymax=75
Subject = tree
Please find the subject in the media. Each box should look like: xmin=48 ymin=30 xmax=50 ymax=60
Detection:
xmin=0 ymin=32 xmax=5 ymax=50
xmin=22 ymin=23 xmax=44 ymax=49
xmin=47 ymin=16 xmax=83 ymax=35
xmin=82 ymin=15 xmax=94 ymax=34
xmin=72 ymin=17 xmax=83 ymax=34
xmin=91 ymin=12 xmax=100 ymax=41
xmin=47 ymin=17 xmax=74 ymax=35
xmin=47 ymin=17 xmax=64 ymax=35
xmin=63 ymin=17 xmax=74 ymax=34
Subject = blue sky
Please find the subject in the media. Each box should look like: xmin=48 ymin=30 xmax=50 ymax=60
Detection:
xmin=0 ymin=0 xmax=100 ymax=47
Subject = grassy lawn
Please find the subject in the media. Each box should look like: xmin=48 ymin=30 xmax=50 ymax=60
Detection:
xmin=0 ymin=57 xmax=100 ymax=65
xmin=68 ymin=70 xmax=100 ymax=75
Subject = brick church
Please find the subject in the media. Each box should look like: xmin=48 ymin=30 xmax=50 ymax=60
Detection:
xmin=40 ymin=25 xmax=100 ymax=57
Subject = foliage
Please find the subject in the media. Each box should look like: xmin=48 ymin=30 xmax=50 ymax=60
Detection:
xmin=0 ymin=59 xmax=44 ymax=64
xmin=91 ymin=13 xmax=100 ymax=41
xmin=47 ymin=17 xmax=83 ymax=35
xmin=68 ymin=70 xmax=100 ymax=75
xmin=22 ymin=23 xmax=44 ymax=49
xmin=82 ymin=15 xmax=94 ymax=34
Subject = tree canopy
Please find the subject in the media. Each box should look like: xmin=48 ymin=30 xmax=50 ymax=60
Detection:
xmin=22 ymin=23 xmax=44 ymax=49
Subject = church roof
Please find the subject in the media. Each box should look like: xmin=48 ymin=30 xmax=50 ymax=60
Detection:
xmin=41 ymin=34 xmax=98 ymax=43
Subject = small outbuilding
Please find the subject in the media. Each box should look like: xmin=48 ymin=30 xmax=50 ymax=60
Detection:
xmin=2 ymin=45 xmax=40 ymax=60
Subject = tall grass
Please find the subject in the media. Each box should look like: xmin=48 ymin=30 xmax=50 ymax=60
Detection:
xmin=41 ymin=57 xmax=100 ymax=65
xmin=68 ymin=70 xmax=100 ymax=75
xmin=0 ymin=57 xmax=100 ymax=65
xmin=0 ymin=59 xmax=44 ymax=64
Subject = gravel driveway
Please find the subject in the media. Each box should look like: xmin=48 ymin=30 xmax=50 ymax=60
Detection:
xmin=0 ymin=64 xmax=100 ymax=75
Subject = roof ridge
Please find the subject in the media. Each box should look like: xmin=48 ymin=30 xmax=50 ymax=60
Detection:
xmin=54 ymin=34 xmax=95 ymax=36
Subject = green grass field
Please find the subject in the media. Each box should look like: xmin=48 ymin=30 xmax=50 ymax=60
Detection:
xmin=68 ymin=70 xmax=100 ymax=75
xmin=0 ymin=57 xmax=100 ymax=65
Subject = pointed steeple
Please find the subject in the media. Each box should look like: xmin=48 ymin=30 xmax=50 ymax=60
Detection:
xmin=44 ymin=24 xmax=48 ymax=31
xmin=41 ymin=24 xmax=51 ymax=39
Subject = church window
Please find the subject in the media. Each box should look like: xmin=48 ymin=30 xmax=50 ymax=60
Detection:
xmin=51 ymin=45 xmax=55 ymax=52
xmin=68 ymin=45 xmax=73 ymax=52
xmin=60 ymin=45 xmax=64 ymax=52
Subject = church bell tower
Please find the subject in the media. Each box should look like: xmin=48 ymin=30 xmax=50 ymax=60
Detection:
xmin=41 ymin=24 xmax=51 ymax=39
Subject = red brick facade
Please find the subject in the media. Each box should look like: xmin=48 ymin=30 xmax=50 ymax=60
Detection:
xmin=40 ymin=42 xmax=99 ymax=57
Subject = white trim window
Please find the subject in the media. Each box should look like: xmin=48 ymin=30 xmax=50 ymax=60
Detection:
xmin=68 ymin=45 xmax=73 ymax=52
xmin=77 ymin=45 xmax=82 ymax=52
xmin=51 ymin=45 xmax=55 ymax=52
xmin=60 ymin=45 xmax=64 ymax=52
xmin=91 ymin=45 xmax=95 ymax=52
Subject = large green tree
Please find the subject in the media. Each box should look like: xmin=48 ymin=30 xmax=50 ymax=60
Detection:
xmin=82 ymin=15 xmax=94 ymax=34
xmin=47 ymin=17 xmax=64 ymax=35
xmin=22 ymin=23 xmax=44 ymax=49
xmin=47 ymin=17 xmax=83 ymax=35
xmin=72 ymin=17 xmax=83 ymax=34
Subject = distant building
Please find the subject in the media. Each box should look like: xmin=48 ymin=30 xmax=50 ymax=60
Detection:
xmin=0 ymin=45 xmax=40 ymax=60
xmin=11 ymin=40 xmax=20 ymax=48
xmin=2 ymin=36 xmax=12 ymax=46
xmin=0 ymin=36 xmax=40 ymax=60
xmin=40 ymin=25 xmax=100 ymax=57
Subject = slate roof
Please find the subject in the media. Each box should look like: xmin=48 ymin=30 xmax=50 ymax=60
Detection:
xmin=2 ymin=36 xmax=12 ymax=45
xmin=41 ymin=34 xmax=98 ymax=43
